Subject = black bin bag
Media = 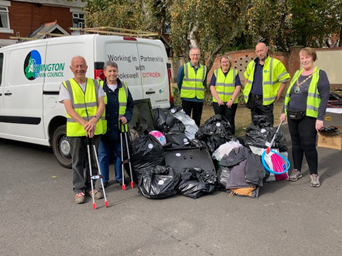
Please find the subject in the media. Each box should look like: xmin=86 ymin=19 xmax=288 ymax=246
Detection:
xmin=177 ymin=167 xmax=217 ymax=199
xmin=153 ymin=108 xmax=185 ymax=134
xmin=245 ymin=123 xmax=287 ymax=152
xmin=130 ymin=134 xmax=165 ymax=183
xmin=195 ymin=114 xmax=232 ymax=153
xmin=138 ymin=165 xmax=180 ymax=199
xmin=217 ymin=166 xmax=231 ymax=190
xmin=165 ymin=131 xmax=190 ymax=147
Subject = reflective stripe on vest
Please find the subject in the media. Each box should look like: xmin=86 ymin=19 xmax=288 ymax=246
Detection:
xmin=243 ymin=56 xmax=290 ymax=105
xmin=212 ymin=69 xmax=238 ymax=103
xmin=180 ymin=62 xmax=207 ymax=99
xmin=284 ymin=67 xmax=320 ymax=118
xmin=63 ymin=78 xmax=103 ymax=137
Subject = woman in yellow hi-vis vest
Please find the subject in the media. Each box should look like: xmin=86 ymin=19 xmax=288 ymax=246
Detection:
xmin=280 ymin=48 xmax=330 ymax=188
xmin=59 ymin=56 xmax=105 ymax=204
xmin=98 ymin=61 xmax=134 ymax=188
xmin=210 ymin=55 xmax=241 ymax=135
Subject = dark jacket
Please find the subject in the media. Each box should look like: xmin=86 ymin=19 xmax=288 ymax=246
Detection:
xmin=220 ymin=146 xmax=264 ymax=187
xmin=102 ymin=78 xmax=134 ymax=141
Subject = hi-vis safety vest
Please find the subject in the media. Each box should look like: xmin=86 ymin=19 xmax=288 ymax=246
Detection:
xmin=100 ymin=80 xmax=129 ymax=132
xmin=212 ymin=68 xmax=239 ymax=103
xmin=284 ymin=67 xmax=321 ymax=118
xmin=243 ymin=56 xmax=290 ymax=105
xmin=63 ymin=78 xmax=104 ymax=137
xmin=180 ymin=62 xmax=207 ymax=99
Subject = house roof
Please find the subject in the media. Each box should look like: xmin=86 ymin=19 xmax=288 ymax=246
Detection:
xmin=11 ymin=0 xmax=86 ymax=8
xmin=28 ymin=20 xmax=70 ymax=39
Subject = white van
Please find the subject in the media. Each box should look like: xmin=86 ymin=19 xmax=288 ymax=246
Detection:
xmin=0 ymin=34 xmax=173 ymax=168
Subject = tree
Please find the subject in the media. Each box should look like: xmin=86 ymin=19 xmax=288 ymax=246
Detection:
xmin=290 ymin=0 xmax=342 ymax=47
xmin=83 ymin=0 xmax=250 ymax=72
xmin=82 ymin=0 xmax=341 ymax=63
xmin=169 ymin=0 xmax=249 ymax=71
xmin=245 ymin=0 xmax=342 ymax=49
xmin=245 ymin=0 xmax=292 ymax=51
xmin=84 ymin=0 xmax=146 ymax=30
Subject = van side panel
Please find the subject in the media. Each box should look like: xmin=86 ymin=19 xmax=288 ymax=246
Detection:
xmin=44 ymin=40 xmax=94 ymax=92
xmin=3 ymin=42 xmax=46 ymax=139
xmin=101 ymin=39 xmax=143 ymax=101
xmin=43 ymin=41 xmax=90 ymax=141
xmin=96 ymin=36 xmax=170 ymax=109
xmin=137 ymin=40 xmax=170 ymax=109
xmin=0 ymin=52 xmax=5 ymax=135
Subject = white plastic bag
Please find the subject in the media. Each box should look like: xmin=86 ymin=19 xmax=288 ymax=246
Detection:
xmin=172 ymin=109 xmax=198 ymax=140
xmin=212 ymin=141 xmax=242 ymax=161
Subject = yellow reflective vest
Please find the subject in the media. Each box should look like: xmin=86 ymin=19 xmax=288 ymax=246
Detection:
xmin=212 ymin=68 xmax=239 ymax=103
xmin=284 ymin=67 xmax=321 ymax=118
xmin=244 ymin=56 xmax=290 ymax=105
xmin=63 ymin=78 xmax=104 ymax=137
xmin=100 ymin=80 xmax=128 ymax=132
xmin=180 ymin=62 xmax=207 ymax=99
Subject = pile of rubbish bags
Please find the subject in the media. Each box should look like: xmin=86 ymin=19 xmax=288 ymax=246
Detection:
xmin=138 ymin=165 xmax=217 ymax=199
xmin=128 ymin=104 xmax=289 ymax=199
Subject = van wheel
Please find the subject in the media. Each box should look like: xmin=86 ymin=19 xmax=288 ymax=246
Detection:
xmin=52 ymin=125 xmax=72 ymax=169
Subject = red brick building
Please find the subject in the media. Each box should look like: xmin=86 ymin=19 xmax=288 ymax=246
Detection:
xmin=0 ymin=0 xmax=86 ymax=46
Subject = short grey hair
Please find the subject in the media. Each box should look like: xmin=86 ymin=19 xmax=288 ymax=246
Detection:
xmin=189 ymin=47 xmax=201 ymax=55
xmin=71 ymin=55 xmax=87 ymax=66
xmin=103 ymin=61 xmax=118 ymax=71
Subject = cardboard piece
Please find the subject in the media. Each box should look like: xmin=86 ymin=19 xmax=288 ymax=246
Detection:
xmin=317 ymin=126 xmax=342 ymax=150
xmin=324 ymin=112 xmax=342 ymax=127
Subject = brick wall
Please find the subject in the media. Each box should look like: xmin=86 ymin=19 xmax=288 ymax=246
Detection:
xmin=209 ymin=49 xmax=290 ymax=85
xmin=0 ymin=2 xmax=73 ymax=39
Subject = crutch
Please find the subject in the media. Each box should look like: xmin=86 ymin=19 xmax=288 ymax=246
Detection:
xmin=120 ymin=122 xmax=134 ymax=190
xmin=86 ymin=137 xmax=108 ymax=209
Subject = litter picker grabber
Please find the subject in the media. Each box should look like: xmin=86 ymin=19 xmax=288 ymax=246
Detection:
xmin=86 ymin=137 xmax=108 ymax=209
xmin=265 ymin=120 xmax=283 ymax=154
xmin=261 ymin=120 xmax=290 ymax=175
xmin=120 ymin=122 xmax=134 ymax=190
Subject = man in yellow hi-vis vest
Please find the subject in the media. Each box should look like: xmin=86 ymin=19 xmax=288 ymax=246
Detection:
xmin=244 ymin=42 xmax=290 ymax=125
xmin=177 ymin=47 xmax=208 ymax=127
xmin=59 ymin=56 xmax=105 ymax=204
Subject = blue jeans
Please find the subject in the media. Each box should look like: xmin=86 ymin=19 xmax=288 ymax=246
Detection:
xmin=98 ymin=139 xmax=122 ymax=183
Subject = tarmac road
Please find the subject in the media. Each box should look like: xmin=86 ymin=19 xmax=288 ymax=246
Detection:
xmin=1 ymin=124 xmax=342 ymax=256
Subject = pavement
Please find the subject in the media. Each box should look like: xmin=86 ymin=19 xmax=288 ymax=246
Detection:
xmin=0 ymin=123 xmax=342 ymax=256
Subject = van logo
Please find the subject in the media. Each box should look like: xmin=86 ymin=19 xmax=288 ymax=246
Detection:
xmin=24 ymin=50 xmax=42 ymax=80
xmin=23 ymin=50 xmax=65 ymax=80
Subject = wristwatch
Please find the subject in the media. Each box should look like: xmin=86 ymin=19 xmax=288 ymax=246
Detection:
xmin=94 ymin=116 xmax=100 ymax=120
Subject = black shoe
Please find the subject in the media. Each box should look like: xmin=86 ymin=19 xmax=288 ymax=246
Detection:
xmin=102 ymin=182 xmax=108 ymax=188
xmin=116 ymin=180 xmax=123 ymax=186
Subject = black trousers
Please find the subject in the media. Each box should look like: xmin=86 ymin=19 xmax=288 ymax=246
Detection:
xmin=212 ymin=102 xmax=238 ymax=135
xmin=247 ymin=94 xmax=274 ymax=126
xmin=182 ymin=100 xmax=203 ymax=127
xmin=287 ymin=115 xmax=318 ymax=175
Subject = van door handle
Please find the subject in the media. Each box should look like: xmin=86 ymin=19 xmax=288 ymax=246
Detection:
xmin=5 ymin=92 xmax=12 ymax=96
xmin=146 ymin=91 xmax=155 ymax=95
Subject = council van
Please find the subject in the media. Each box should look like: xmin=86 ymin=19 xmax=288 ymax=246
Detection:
xmin=0 ymin=34 xmax=173 ymax=168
